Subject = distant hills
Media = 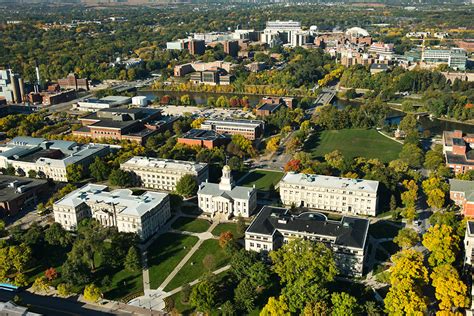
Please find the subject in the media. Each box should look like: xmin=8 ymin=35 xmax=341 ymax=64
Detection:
xmin=0 ymin=0 xmax=470 ymax=4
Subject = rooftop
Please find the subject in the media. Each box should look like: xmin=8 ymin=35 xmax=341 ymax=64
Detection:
xmin=55 ymin=184 xmax=168 ymax=217
xmin=198 ymin=181 xmax=254 ymax=200
xmin=280 ymin=173 xmax=379 ymax=193
xmin=202 ymin=118 xmax=264 ymax=128
xmin=179 ymin=129 xmax=228 ymax=141
xmin=121 ymin=156 xmax=208 ymax=173
xmin=257 ymin=103 xmax=282 ymax=112
xmin=450 ymin=179 xmax=474 ymax=202
xmin=0 ymin=175 xmax=47 ymax=202
xmin=246 ymin=206 xmax=369 ymax=249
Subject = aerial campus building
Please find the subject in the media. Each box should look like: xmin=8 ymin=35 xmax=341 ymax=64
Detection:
xmin=120 ymin=156 xmax=209 ymax=192
xmin=200 ymin=118 xmax=265 ymax=140
xmin=279 ymin=173 xmax=379 ymax=216
xmin=245 ymin=206 xmax=369 ymax=276
xmin=0 ymin=137 xmax=111 ymax=182
xmin=197 ymin=165 xmax=257 ymax=220
xmin=53 ymin=184 xmax=170 ymax=240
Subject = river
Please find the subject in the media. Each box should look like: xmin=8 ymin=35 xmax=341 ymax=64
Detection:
xmin=139 ymin=90 xmax=474 ymax=136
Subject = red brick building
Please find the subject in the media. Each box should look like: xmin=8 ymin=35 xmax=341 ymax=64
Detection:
xmin=450 ymin=179 xmax=474 ymax=217
xmin=443 ymin=130 xmax=474 ymax=174
xmin=178 ymin=129 xmax=230 ymax=149
xmin=0 ymin=176 xmax=48 ymax=217
xmin=58 ymin=73 xmax=89 ymax=91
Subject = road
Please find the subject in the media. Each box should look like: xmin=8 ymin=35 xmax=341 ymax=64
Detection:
xmin=0 ymin=290 xmax=117 ymax=316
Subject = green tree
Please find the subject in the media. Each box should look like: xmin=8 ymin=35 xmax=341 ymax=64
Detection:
xmin=109 ymin=169 xmax=132 ymax=187
xmin=331 ymin=292 xmax=358 ymax=316
xmin=83 ymin=284 xmax=102 ymax=302
xmin=324 ymin=150 xmax=345 ymax=171
xmin=190 ymin=280 xmax=217 ymax=313
xmin=32 ymin=276 xmax=50 ymax=293
xmin=399 ymin=143 xmax=423 ymax=168
xmin=181 ymin=283 xmax=192 ymax=304
xmin=175 ymin=174 xmax=198 ymax=197
xmin=394 ymin=228 xmax=420 ymax=249
xmin=234 ymin=278 xmax=256 ymax=312
xmin=260 ymin=296 xmax=290 ymax=316
xmin=28 ymin=170 xmax=37 ymax=178
xmin=124 ymin=246 xmax=141 ymax=272
xmin=89 ymin=157 xmax=111 ymax=181
xmin=44 ymin=223 xmax=73 ymax=247
xmin=66 ymin=164 xmax=84 ymax=182
xmin=422 ymin=224 xmax=460 ymax=267
xmin=303 ymin=301 xmax=330 ymax=316
xmin=423 ymin=145 xmax=444 ymax=171
xmin=220 ymin=300 xmax=236 ymax=316
xmin=57 ymin=283 xmax=72 ymax=297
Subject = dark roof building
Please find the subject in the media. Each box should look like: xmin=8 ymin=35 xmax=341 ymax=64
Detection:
xmin=0 ymin=175 xmax=48 ymax=216
xmin=177 ymin=129 xmax=230 ymax=149
xmin=245 ymin=206 xmax=369 ymax=276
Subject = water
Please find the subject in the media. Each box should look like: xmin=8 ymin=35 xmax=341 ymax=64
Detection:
xmin=140 ymin=90 xmax=474 ymax=136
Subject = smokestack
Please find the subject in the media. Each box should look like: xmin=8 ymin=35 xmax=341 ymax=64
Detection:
xmin=9 ymin=71 xmax=20 ymax=104
xmin=35 ymin=60 xmax=41 ymax=92
xmin=18 ymin=78 xmax=25 ymax=103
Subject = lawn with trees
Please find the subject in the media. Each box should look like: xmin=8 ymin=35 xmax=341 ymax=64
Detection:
xmin=306 ymin=129 xmax=402 ymax=163
xmin=237 ymin=170 xmax=284 ymax=191
xmin=171 ymin=217 xmax=211 ymax=233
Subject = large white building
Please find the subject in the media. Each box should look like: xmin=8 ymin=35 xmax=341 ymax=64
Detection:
xmin=279 ymin=173 xmax=379 ymax=216
xmin=53 ymin=184 xmax=171 ymax=240
xmin=120 ymin=156 xmax=209 ymax=192
xmin=245 ymin=206 xmax=369 ymax=276
xmin=75 ymin=95 xmax=131 ymax=112
xmin=200 ymin=118 xmax=265 ymax=140
xmin=422 ymin=48 xmax=467 ymax=71
xmin=261 ymin=20 xmax=309 ymax=47
xmin=197 ymin=165 xmax=257 ymax=220
xmin=0 ymin=137 xmax=111 ymax=182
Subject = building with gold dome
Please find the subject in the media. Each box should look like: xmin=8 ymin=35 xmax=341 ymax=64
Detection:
xmin=197 ymin=165 xmax=257 ymax=220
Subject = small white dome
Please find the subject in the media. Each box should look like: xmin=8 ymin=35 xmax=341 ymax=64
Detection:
xmin=345 ymin=27 xmax=370 ymax=37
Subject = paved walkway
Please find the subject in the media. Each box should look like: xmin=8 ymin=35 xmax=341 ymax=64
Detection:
xmin=131 ymin=218 xmax=221 ymax=311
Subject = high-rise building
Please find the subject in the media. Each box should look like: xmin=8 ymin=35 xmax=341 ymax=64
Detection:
xmin=223 ymin=40 xmax=239 ymax=57
xmin=188 ymin=39 xmax=206 ymax=55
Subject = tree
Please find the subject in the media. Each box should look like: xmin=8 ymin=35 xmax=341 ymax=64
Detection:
xmin=32 ymin=276 xmax=50 ymax=293
xmin=236 ymin=216 xmax=246 ymax=237
xmin=228 ymin=156 xmax=243 ymax=171
xmin=191 ymin=117 xmax=206 ymax=129
xmin=303 ymin=301 xmax=330 ymax=316
xmin=431 ymin=264 xmax=469 ymax=312
xmin=220 ymin=300 xmax=236 ymax=316
xmin=45 ymin=223 xmax=73 ymax=247
xmin=260 ymin=296 xmax=290 ymax=316
xmin=0 ymin=220 xmax=5 ymax=237
xmin=424 ymin=145 xmax=444 ymax=170
xmin=270 ymin=239 xmax=337 ymax=286
xmin=400 ymin=179 xmax=418 ymax=221
xmin=384 ymin=278 xmax=428 ymax=315
xmin=324 ymin=150 xmax=345 ymax=171
xmin=61 ymin=260 xmax=90 ymax=286
xmin=124 ymin=246 xmax=141 ymax=272
xmin=109 ymin=169 xmax=132 ymax=187
xmin=393 ymin=228 xmax=420 ymax=249
xmin=175 ymin=174 xmax=198 ymax=197
xmin=234 ymin=278 xmax=256 ymax=312
xmin=181 ymin=283 xmax=192 ymax=304
xmin=66 ymin=164 xmax=84 ymax=182
xmin=399 ymin=114 xmax=417 ymax=134
xmin=331 ymin=292 xmax=358 ymax=316
xmin=363 ymin=301 xmax=382 ymax=316
xmin=44 ymin=267 xmax=58 ymax=281
xmin=180 ymin=94 xmax=191 ymax=105
xmin=190 ymin=280 xmax=217 ymax=313
xmin=284 ymin=159 xmax=302 ymax=172
xmin=57 ymin=283 xmax=72 ymax=297
xmin=390 ymin=195 xmax=397 ymax=212
xmin=83 ymin=284 xmax=102 ymax=302
xmin=422 ymin=176 xmax=448 ymax=209
xmin=28 ymin=170 xmax=37 ymax=178
xmin=266 ymin=136 xmax=280 ymax=152
xmin=219 ymin=231 xmax=234 ymax=249
xmin=422 ymin=224 xmax=460 ymax=267
xmin=247 ymin=261 xmax=271 ymax=289
xmin=399 ymin=143 xmax=423 ymax=168
xmin=89 ymin=157 xmax=111 ymax=181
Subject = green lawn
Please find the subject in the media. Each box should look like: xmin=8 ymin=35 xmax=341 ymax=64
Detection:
xmin=305 ymin=129 xmax=402 ymax=163
xmin=211 ymin=223 xmax=239 ymax=237
xmin=237 ymin=170 xmax=284 ymax=191
xmin=171 ymin=217 xmax=211 ymax=233
xmin=148 ymin=233 xmax=199 ymax=289
xmin=164 ymin=239 xmax=231 ymax=291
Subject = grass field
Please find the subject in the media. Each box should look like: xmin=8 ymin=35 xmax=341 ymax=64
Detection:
xmin=369 ymin=220 xmax=403 ymax=239
xmin=304 ymin=129 xmax=402 ymax=163
xmin=212 ymin=223 xmax=239 ymax=237
xmin=171 ymin=217 xmax=211 ymax=233
xmin=164 ymin=239 xmax=231 ymax=291
xmin=148 ymin=233 xmax=199 ymax=289
xmin=238 ymin=170 xmax=284 ymax=191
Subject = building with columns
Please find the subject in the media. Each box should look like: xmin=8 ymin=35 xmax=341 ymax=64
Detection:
xmin=53 ymin=184 xmax=170 ymax=240
xmin=197 ymin=165 xmax=257 ymax=220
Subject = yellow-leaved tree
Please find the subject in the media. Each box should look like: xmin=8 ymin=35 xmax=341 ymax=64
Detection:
xmin=422 ymin=224 xmax=459 ymax=267
xmin=431 ymin=264 xmax=469 ymax=313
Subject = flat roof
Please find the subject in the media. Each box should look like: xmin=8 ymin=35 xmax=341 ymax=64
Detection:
xmin=203 ymin=118 xmax=264 ymax=128
xmin=246 ymin=206 xmax=369 ymax=249
xmin=121 ymin=156 xmax=208 ymax=173
xmin=55 ymin=184 xmax=168 ymax=217
xmin=0 ymin=175 xmax=47 ymax=203
xmin=280 ymin=173 xmax=379 ymax=193
xmin=179 ymin=129 xmax=227 ymax=141
xmin=257 ymin=103 xmax=281 ymax=112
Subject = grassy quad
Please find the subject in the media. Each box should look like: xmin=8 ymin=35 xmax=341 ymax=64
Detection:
xmin=237 ymin=170 xmax=284 ymax=191
xmin=147 ymin=233 xmax=199 ymax=289
xmin=305 ymin=129 xmax=402 ymax=163
xmin=171 ymin=217 xmax=211 ymax=233
xmin=211 ymin=222 xmax=240 ymax=237
xmin=163 ymin=239 xmax=231 ymax=292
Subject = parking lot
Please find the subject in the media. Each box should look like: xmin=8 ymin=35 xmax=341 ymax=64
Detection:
xmin=157 ymin=105 xmax=255 ymax=120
